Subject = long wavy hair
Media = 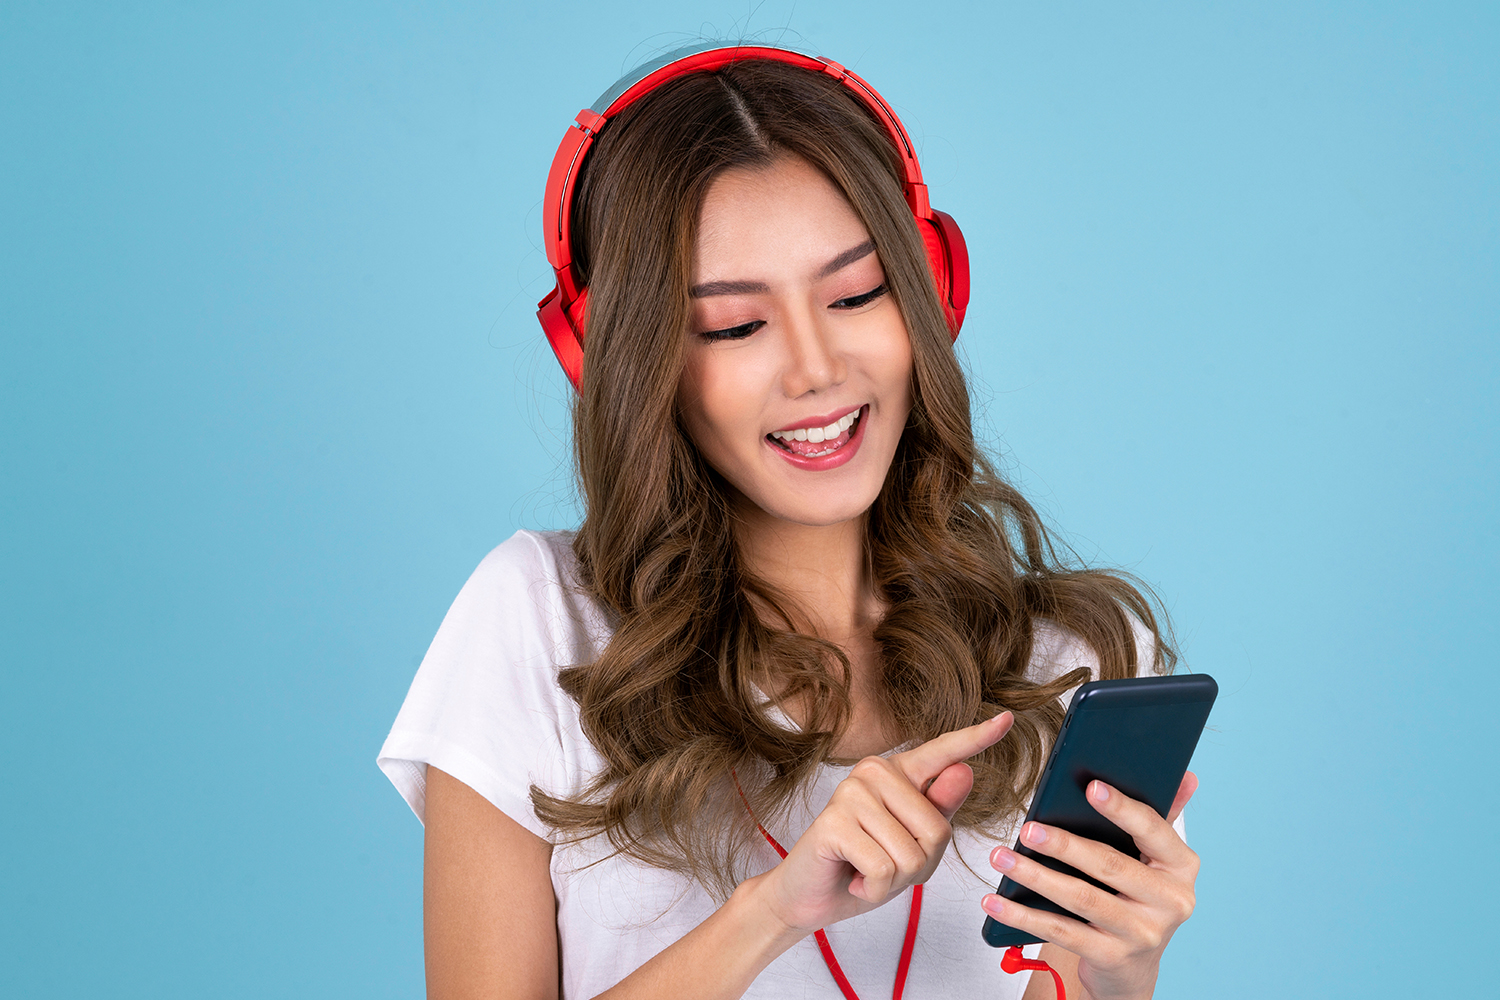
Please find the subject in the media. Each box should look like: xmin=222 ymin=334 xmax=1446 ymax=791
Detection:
xmin=531 ymin=58 xmax=1175 ymax=895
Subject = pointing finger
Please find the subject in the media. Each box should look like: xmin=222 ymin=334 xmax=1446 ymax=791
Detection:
xmin=892 ymin=712 xmax=1012 ymax=789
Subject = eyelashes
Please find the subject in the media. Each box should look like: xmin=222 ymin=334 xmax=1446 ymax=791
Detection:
xmin=833 ymin=283 xmax=889 ymax=310
xmin=698 ymin=284 xmax=889 ymax=343
xmin=700 ymin=319 xmax=765 ymax=343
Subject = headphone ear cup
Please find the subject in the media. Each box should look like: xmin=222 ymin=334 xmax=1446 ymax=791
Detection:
xmin=932 ymin=210 xmax=969 ymax=325
xmin=918 ymin=217 xmax=953 ymax=324
xmin=917 ymin=211 xmax=970 ymax=339
xmin=537 ymin=286 xmax=586 ymax=389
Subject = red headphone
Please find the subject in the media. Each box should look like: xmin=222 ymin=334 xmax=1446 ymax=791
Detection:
xmin=536 ymin=43 xmax=970 ymax=390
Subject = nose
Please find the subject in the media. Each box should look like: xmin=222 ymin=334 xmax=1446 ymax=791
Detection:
xmin=778 ymin=303 xmax=847 ymax=398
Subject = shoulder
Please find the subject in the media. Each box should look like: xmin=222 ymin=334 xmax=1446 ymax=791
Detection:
xmin=435 ymin=529 xmax=608 ymax=657
xmin=377 ymin=529 xmax=610 ymax=833
xmin=476 ymin=527 xmax=577 ymax=582
xmin=465 ymin=528 xmax=583 ymax=613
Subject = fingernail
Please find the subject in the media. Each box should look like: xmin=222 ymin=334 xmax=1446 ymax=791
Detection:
xmin=1090 ymin=781 xmax=1111 ymax=803
xmin=982 ymin=894 xmax=1005 ymax=917
xmin=1024 ymin=823 xmax=1048 ymax=846
xmin=992 ymin=846 xmax=1017 ymax=871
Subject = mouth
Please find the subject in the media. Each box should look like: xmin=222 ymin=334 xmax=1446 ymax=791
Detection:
xmin=766 ymin=405 xmax=866 ymax=459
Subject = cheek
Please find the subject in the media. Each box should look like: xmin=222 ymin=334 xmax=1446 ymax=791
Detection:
xmin=677 ymin=350 xmax=755 ymax=464
xmin=873 ymin=322 xmax=915 ymax=408
xmin=676 ymin=360 xmax=713 ymax=454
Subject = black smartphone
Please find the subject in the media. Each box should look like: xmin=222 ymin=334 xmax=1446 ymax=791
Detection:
xmin=981 ymin=673 xmax=1217 ymax=949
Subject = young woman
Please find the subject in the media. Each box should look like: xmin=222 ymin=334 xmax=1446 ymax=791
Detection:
xmin=379 ymin=45 xmax=1199 ymax=1000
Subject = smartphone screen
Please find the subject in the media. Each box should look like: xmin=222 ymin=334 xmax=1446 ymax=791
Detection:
xmin=982 ymin=673 xmax=1217 ymax=949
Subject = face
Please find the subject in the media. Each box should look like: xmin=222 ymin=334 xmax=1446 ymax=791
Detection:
xmin=678 ymin=155 xmax=913 ymax=528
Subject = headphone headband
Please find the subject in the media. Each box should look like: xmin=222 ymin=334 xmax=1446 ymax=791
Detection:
xmin=537 ymin=43 xmax=970 ymax=389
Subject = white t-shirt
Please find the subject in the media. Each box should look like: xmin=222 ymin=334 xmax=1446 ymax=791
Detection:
xmin=379 ymin=529 xmax=1174 ymax=999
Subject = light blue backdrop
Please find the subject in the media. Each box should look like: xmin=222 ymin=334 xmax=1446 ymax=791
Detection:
xmin=2 ymin=2 xmax=1495 ymax=996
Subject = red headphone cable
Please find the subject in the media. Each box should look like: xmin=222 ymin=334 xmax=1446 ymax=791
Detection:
xmin=1001 ymin=944 xmax=1066 ymax=1000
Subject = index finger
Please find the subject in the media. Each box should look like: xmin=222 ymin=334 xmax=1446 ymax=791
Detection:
xmin=891 ymin=712 xmax=1012 ymax=788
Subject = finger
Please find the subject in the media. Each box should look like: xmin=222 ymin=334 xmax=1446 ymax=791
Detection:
xmin=1085 ymin=781 xmax=1197 ymax=871
xmin=1009 ymin=818 xmax=1197 ymax=934
xmin=892 ymin=712 xmax=1012 ymax=788
xmin=1166 ymin=771 xmax=1198 ymax=824
xmin=990 ymin=839 xmax=1136 ymax=934
xmin=855 ymin=801 xmax=932 ymax=884
xmin=980 ymin=890 xmax=1111 ymax=957
xmin=844 ymin=757 xmax=955 ymax=859
xmin=923 ymin=761 xmax=974 ymax=822
xmin=838 ymin=827 xmax=902 ymax=904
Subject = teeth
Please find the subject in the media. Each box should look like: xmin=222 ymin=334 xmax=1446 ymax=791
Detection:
xmin=769 ymin=409 xmax=862 ymax=445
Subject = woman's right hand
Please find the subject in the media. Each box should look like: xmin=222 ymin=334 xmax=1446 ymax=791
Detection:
xmin=749 ymin=712 xmax=1014 ymax=936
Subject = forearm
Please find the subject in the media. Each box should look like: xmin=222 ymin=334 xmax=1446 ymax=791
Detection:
xmin=592 ymin=872 xmax=806 ymax=1000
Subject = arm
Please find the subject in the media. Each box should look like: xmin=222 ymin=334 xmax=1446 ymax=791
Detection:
xmin=424 ymin=766 xmax=559 ymax=1000
xmin=424 ymin=716 xmax=1014 ymax=1000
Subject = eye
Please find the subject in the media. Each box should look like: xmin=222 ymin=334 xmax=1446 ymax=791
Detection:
xmin=699 ymin=319 xmax=765 ymax=343
xmin=832 ymin=284 xmax=889 ymax=310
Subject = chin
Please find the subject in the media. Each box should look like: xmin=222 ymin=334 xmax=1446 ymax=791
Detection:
xmin=765 ymin=502 xmax=873 ymax=529
xmin=746 ymin=477 xmax=885 ymax=528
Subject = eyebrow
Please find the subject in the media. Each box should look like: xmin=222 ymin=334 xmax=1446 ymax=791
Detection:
xmin=690 ymin=239 xmax=877 ymax=298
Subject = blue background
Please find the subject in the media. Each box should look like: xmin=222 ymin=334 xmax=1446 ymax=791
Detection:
xmin=2 ymin=1 xmax=1495 ymax=996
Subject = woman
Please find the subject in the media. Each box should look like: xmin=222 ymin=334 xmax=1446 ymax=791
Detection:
xmin=379 ymin=45 xmax=1199 ymax=1000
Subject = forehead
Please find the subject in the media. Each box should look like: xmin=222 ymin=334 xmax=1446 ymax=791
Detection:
xmin=693 ymin=156 xmax=872 ymax=280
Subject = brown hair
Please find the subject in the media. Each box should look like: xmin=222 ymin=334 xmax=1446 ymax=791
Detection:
xmin=531 ymin=58 xmax=1175 ymax=895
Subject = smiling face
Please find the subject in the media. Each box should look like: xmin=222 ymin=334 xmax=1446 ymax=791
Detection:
xmin=677 ymin=155 xmax=913 ymax=529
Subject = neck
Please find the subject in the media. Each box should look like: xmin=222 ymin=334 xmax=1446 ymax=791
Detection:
xmin=732 ymin=502 xmax=901 ymax=759
xmin=732 ymin=505 xmax=877 ymax=641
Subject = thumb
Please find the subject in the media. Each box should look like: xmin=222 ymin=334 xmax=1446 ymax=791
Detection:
xmin=924 ymin=761 xmax=975 ymax=822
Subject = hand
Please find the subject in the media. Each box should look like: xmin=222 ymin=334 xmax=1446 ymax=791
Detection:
xmin=981 ymin=773 xmax=1200 ymax=1000
xmin=751 ymin=712 xmax=1014 ymax=937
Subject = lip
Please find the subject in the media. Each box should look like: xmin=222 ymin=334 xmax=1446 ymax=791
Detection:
xmin=770 ymin=404 xmax=865 ymax=435
xmin=765 ymin=404 xmax=869 ymax=472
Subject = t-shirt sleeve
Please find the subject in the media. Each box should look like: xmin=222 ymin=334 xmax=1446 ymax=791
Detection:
xmin=376 ymin=531 xmax=601 ymax=841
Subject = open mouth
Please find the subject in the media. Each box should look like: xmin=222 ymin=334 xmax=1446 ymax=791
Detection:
xmin=766 ymin=405 xmax=864 ymax=459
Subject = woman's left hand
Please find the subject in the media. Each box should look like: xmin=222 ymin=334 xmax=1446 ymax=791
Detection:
xmin=981 ymin=773 xmax=1200 ymax=1000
